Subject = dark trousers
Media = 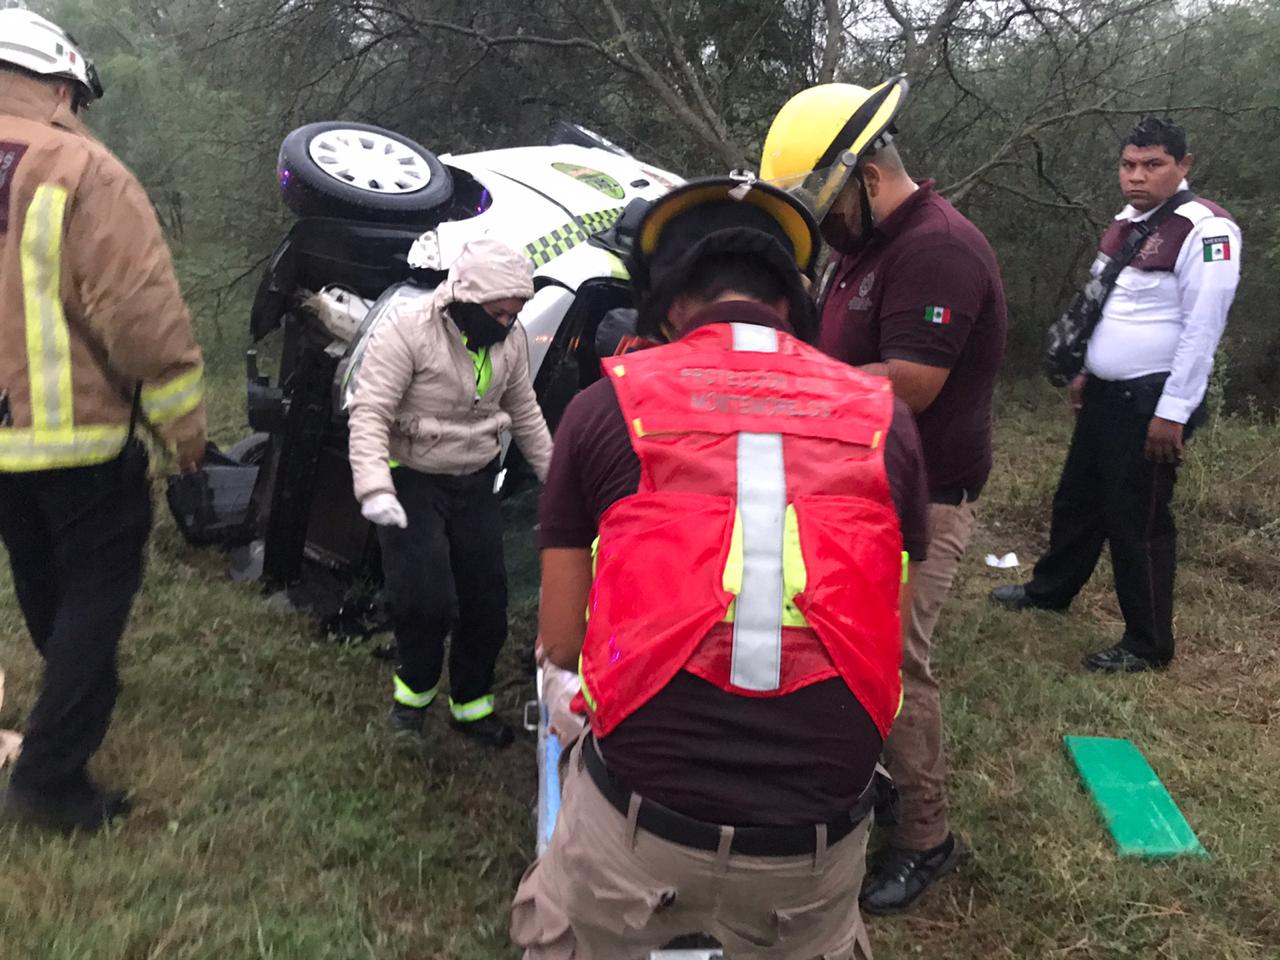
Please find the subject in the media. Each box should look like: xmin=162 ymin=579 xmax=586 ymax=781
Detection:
xmin=0 ymin=443 xmax=151 ymax=797
xmin=378 ymin=465 xmax=508 ymax=709
xmin=1026 ymin=375 xmax=1202 ymax=663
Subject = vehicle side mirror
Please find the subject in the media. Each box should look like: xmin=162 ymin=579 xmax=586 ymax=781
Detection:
xmin=587 ymin=197 xmax=652 ymax=259
xmin=614 ymin=197 xmax=651 ymax=245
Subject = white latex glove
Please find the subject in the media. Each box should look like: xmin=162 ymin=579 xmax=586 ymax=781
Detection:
xmin=543 ymin=660 xmax=586 ymax=749
xmin=361 ymin=492 xmax=408 ymax=529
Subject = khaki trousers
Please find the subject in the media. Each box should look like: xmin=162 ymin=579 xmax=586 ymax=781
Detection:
xmin=511 ymin=737 xmax=873 ymax=960
xmin=882 ymin=501 xmax=976 ymax=851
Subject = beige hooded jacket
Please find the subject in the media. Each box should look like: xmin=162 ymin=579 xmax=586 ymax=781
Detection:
xmin=348 ymin=238 xmax=552 ymax=503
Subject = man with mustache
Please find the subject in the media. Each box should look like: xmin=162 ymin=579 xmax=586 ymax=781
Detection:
xmin=762 ymin=77 xmax=1008 ymax=914
xmin=992 ymin=117 xmax=1241 ymax=673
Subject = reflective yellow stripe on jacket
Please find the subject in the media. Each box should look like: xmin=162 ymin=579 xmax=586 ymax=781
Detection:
xmin=141 ymin=364 xmax=204 ymax=425
xmin=0 ymin=183 xmax=204 ymax=472
xmin=0 ymin=424 xmax=130 ymax=471
xmin=0 ymin=185 xmax=132 ymax=471
xmin=22 ymin=185 xmax=73 ymax=433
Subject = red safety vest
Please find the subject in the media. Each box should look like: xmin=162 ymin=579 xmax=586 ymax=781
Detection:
xmin=577 ymin=321 xmax=904 ymax=739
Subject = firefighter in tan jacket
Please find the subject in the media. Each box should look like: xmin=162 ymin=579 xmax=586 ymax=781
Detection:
xmin=349 ymin=237 xmax=552 ymax=748
xmin=0 ymin=10 xmax=206 ymax=833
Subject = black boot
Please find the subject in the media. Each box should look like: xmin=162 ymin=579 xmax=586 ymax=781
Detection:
xmin=1 ymin=781 xmax=131 ymax=835
xmin=1084 ymin=644 xmax=1168 ymax=673
xmin=860 ymin=834 xmax=967 ymax=915
xmin=450 ymin=714 xmax=514 ymax=749
xmin=388 ymin=704 xmax=426 ymax=734
xmin=989 ymin=583 xmax=1066 ymax=612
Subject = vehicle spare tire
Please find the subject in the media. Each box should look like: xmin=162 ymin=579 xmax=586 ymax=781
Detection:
xmin=277 ymin=121 xmax=454 ymax=222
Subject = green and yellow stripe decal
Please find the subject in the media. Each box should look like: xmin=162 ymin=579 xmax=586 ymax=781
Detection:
xmin=524 ymin=207 xmax=625 ymax=268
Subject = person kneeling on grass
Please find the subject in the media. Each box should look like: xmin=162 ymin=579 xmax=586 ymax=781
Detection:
xmin=347 ymin=238 xmax=552 ymax=748
xmin=510 ymin=178 xmax=930 ymax=960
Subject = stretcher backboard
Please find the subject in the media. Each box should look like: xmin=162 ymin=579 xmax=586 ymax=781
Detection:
xmin=1064 ymin=735 xmax=1207 ymax=858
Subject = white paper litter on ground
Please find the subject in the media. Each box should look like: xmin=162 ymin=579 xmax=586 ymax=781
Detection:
xmin=985 ymin=552 xmax=1020 ymax=569
xmin=0 ymin=670 xmax=23 ymax=768
xmin=0 ymin=731 xmax=20 ymax=768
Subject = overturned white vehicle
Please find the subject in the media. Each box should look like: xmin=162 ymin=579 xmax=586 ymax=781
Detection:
xmin=168 ymin=120 xmax=680 ymax=594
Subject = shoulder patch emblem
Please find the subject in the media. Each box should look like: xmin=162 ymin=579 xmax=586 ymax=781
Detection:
xmin=1202 ymin=236 xmax=1231 ymax=262
xmin=0 ymin=142 xmax=30 ymax=234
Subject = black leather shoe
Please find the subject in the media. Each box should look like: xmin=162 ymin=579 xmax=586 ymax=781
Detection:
xmin=388 ymin=704 xmax=426 ymax=734
xmin=1084 ymin=645 xmax=1168 ymax=673
xmin=1 ymin=783 xmax=131 ymax=835
xmin=450 ymin=714 xmax=515 ymax=749
xmin=989 ymin=583 xmax=1064 ymax=612
xmin=860 ymin=834 xmax=967 ymax=915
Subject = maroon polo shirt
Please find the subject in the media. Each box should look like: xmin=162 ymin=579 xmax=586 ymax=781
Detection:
xmin=538 ymin=300 xmax=930 ymax=826
xmin=820 ymin=181 xmax=1007 ymax=497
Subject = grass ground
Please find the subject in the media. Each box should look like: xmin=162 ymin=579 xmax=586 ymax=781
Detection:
xmin=1 ymin=367 xmax=1277 ymax=960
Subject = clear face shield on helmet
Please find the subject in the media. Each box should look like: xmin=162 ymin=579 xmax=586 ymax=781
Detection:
xmin=761 ymin=149 xmax=861 ymax=223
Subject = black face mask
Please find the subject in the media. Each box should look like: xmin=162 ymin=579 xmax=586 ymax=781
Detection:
xmin=449 ymin=301 xmax=511 ymax=349
xmin=820 ymin=210 xmax=864 ymax=254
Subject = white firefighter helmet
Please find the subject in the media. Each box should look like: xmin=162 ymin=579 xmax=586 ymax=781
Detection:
xmin=0 ymin=9 xmax=103 ymax=104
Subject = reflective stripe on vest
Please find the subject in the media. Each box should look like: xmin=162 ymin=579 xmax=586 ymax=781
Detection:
xmin=576 ymin=652 xmax=598 ymax=711
xmin=22 ymin=185 xmax=72 ymax=434
xmin=728 ymin=323 xmax=785 ymax=692
xmin=582 ymin=322 xmax=903 ymax=737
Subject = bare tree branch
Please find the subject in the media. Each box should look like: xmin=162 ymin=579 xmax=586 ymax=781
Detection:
xmin=643 ymin=0 xmax=729 ymax=142
xmin=923 ymin=0 xmax=975 ymax=51
xmin=720 ymin=2 xmax=784 ymax=89
xmin=943 ymin=92 xmax=1123 ymax=201
xmin=598 ymin=0 xmax=747 ymax=167
xmin=818 ymin=0 xmax=843 ymax=83
xmin=880 ymin=0 xmax=918 ymax=73
xmin=985 ymin=179 xmax=1091 ymax=211
xmin=940 ymin=32 xmax=1010 ymax=124
xmin=354 ymin=2 xmax=635 ymax=71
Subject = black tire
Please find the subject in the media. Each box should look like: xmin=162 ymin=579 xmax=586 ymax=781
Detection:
xmin=277 ymin=121 xmax=454 ymax=222
xmin=227 ymin=432 xmax=270 ymax=466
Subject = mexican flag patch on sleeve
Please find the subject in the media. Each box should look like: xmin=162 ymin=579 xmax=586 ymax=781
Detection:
xmin=1202 ymin=236 xmax=1231 ymax=262
xmin=924 ymin=305 xmax=952 ymax=324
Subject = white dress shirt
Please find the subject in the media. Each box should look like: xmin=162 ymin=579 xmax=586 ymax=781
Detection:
xmin=1085 ymin=181 xmax=1242 ymax=423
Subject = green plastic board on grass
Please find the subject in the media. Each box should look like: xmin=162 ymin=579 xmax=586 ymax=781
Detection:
xmin=1064 ymin=735 xmax=1207 ymax=858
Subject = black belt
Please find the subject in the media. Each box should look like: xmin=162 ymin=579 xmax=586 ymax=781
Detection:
xmin=1088 ymin=372 xmax=1169 ymax=390
xmin=1086 ymin=373 xmax=1170 ymax=404
xmin=582 ymin=735 xmax=871 ymax=858
xmin=929 ymin=487 xmax=979 ymax=506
